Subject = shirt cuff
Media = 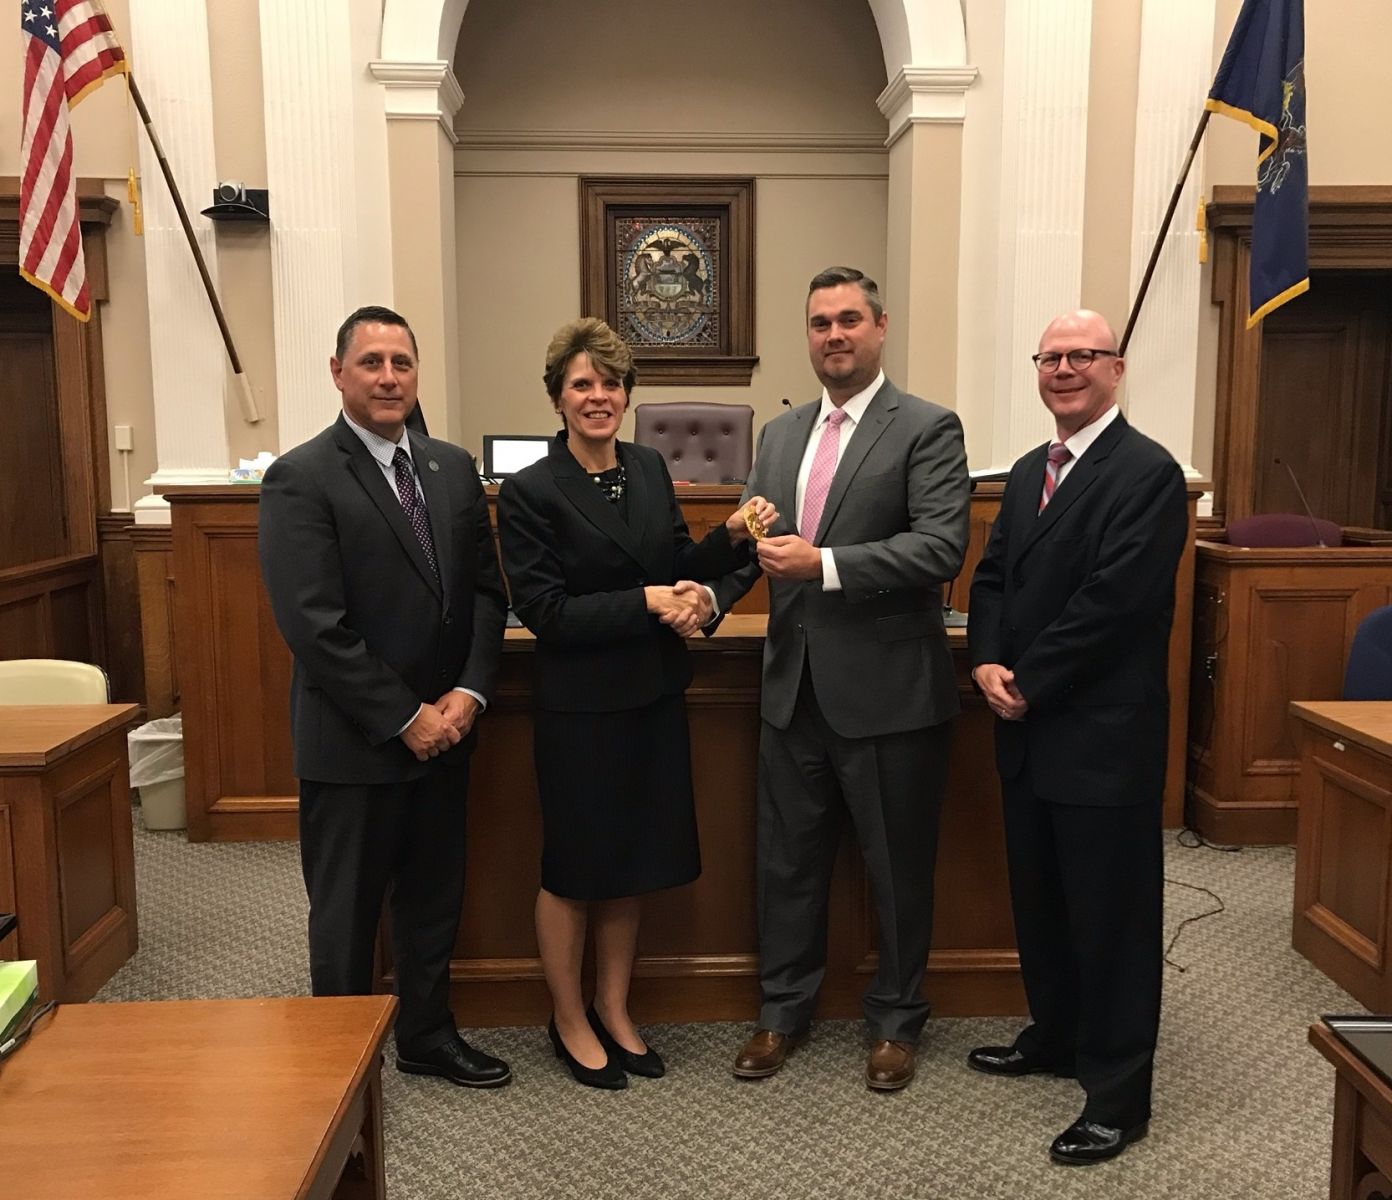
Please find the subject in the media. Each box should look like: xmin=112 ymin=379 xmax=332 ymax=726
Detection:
xmin=820 ymin=547 xmax=842 ymax=592
xmin=395 ymin=703 xmax=424 ymax=738
xmin=453 ymin=686 xmax=487 ymax=711
xmin=701 ymin=585 xmax=720 ymax=627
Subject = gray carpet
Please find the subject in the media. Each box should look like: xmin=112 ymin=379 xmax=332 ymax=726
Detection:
xmin=98 ymin=812 xmax=1360 ymax=1199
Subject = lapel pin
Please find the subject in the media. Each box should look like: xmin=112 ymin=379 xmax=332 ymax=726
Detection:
xmin=428 ymin=460 xmax=440 ymax=472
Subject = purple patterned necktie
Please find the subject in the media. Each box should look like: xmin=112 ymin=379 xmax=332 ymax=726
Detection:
xmin=799 ymin=408 xmax=848 ymax=544
xmin=392 ymin=447 xmax=438 ymax=577
xmin=1038 ymin=442 xmax=1073 ymax=513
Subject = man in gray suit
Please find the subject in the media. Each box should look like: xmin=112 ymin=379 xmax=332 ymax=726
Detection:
xmin=712 ymin=267 xmax=970 ymax=1090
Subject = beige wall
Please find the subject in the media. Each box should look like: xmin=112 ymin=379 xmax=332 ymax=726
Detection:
xmin=449 ymin=0 xmax=890 ymax=458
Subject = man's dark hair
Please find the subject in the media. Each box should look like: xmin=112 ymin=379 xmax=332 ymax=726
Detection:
xmin=807 ymin=266 xmax=883 ymax=321
xmin=334 ymin=305 xmax=418 ymax=361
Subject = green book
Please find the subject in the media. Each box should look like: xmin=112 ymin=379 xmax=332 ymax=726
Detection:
xmin=0 ymin=960 xmax=39 ymax=1043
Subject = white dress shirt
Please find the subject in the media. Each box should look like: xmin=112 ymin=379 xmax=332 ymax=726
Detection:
xmin=1053 ymin=402 xmax=1121 ymax=487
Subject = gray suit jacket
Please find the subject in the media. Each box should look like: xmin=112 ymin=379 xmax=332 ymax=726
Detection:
xmin=712 ymin=379 xmax=970 ymax=738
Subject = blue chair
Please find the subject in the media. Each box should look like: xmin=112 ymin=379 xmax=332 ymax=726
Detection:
xmin=1344 ymin=605 xmax=1392 ymax=700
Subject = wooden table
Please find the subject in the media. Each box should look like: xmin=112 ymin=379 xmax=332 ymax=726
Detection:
xmin=0 ymin=704 xmax=140 ymax=999
xmin=0 ymin=995 xmax=396 ymax=1200
xmin=1290 ymin=701 xmax=1392 ymax=1009
xmin=1310 ymin=1019 xmax=1392 ymax=1200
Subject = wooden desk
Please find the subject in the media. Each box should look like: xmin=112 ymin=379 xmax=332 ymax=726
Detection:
xmin=0 ymin=704 xmax=139 ymax=999
xmin=1310 ymin=1020 xmax=1392 ymax=1200
xmin=0 ymin=995 xmax=395 ymax=1200
xmin=1290 ymin=701 xmax=1392 ymax=1009
xmin=1188 ymin=541 xmax=1392 ymax=843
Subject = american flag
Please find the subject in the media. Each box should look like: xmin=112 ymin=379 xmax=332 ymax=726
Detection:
xmin=20 ymin=0 xmax=127 ymax=322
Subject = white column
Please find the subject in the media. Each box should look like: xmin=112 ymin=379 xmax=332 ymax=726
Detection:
xmin=991 ymin=0 xmax=1094 ymax=468
xmin=876 ymin=67 xmax=976 ymax=396
xmin=369 ymin=60 xmax=465 ymax=444
xmin=128 ymin=0 xmax=230 ymax=522
xmin=259 ymin=0 xmax=355 ymax=452
xmin=1124 ymin=0 xmax=1216 ymax=477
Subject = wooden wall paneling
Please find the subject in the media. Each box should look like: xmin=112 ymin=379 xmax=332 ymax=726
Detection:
xmin=96 ymin=515 xmax=145 ymax=706
xmin=0 ymin=558 xmax=101 ymax=661
xmin=171 ymin=491 xmax=297 ymax=842
xmin=1207 ymin=186 xmax=1392 ymax=527
xmin=0 ymin=801 xmax=16 ymax=959
xmin=131 ymin=526 xmax=176 ymax=716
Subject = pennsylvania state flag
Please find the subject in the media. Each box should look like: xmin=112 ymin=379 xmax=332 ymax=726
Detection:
xmin=1206 ymin=0 xmax=1309 ymax=327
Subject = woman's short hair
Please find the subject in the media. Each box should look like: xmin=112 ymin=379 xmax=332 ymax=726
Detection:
xmin=543 ymin=318 xmax=636 ymax=401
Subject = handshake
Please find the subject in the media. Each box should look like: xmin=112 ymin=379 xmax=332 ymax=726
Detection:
xmin=646 ymin=580 xmax=714 ymax=638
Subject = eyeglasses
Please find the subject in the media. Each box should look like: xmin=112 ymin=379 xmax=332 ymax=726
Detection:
xmin=1031 ymin=349 xmax=1120 ymax=373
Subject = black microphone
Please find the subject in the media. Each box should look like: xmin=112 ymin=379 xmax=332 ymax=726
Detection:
xmin=942 ymin=575 xmax=967 ymax=628
xmin=781 ymin=397 xmax=792 ymax=408
xmin=1274 ymin=457 xmax=1326 ymax=547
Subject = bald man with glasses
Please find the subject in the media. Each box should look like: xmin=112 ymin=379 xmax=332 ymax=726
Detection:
xmin=966 ymin=310 xmax=1187 ymax=1165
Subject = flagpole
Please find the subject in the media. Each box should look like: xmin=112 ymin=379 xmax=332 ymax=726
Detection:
xmin=125 ymin=74 xmax=261 ymax=424
xmin=1119 ymin=108 xmax=1213 ymax=357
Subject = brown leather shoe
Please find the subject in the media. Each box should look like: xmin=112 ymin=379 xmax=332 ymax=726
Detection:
xmin=866 ymin=1039 xmax=916 ymax=1091
xmin=733 ymin=1028 xmax=807 ymax=1079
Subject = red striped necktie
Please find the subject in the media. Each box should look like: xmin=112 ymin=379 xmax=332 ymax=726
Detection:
xmin=1038 ymin=442 xmax=1073 ymax=512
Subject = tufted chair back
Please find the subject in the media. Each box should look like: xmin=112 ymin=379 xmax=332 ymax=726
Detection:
xmin=632 ymin=402 xmax=754 ymax=483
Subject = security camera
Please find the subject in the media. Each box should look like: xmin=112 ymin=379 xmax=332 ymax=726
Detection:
xmin=215 ymin=181 xmax=246 ymax=205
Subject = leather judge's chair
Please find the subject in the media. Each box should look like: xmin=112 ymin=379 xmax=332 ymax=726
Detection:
xmin=1344 ymin=605 xmax=1392 ymax=700
xmin=633 ymin=402 xmax=753 ymax=483
xmin=1225 ymin=513 xmax=1343 ymax=548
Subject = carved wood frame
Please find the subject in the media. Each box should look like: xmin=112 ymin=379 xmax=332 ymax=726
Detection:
xmin=580 ymin=176 xmax=757 ymax=386
xmin=1207 ymin=185 xmax=1392 ymax=528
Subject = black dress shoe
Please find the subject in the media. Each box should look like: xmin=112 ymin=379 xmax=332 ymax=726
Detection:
xmin=548 ymin=1018 xmax=628 ymax=1090
xmin=587 ymin=1006 xmax=665 ymax=1078
xmin=396 ymin=1037 xmax=511 ymax=1088
xmin=1049 ymin=1119 xmax=1149 ymax=1165
xmin=967 ymin=1045 xmax=1072 ymax=1077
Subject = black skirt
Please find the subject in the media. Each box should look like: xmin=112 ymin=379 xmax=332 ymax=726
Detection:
xmin=533 ymin=692 xmax=700 ymax=901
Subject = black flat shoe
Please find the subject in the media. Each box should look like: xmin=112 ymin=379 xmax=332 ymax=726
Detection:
xmin=548 ymin=1018 xmax=627 ymax=1090
xmin=395 ymin=1037 xmax=511 ymax=1088
xmin=587 ymin=1005 xmax=666 ymax=1078
xmin=967 ymin=1044 xmax=1073 ymax=1077
xmin=1049 ymin=1119 xmax=1149 ymax=1165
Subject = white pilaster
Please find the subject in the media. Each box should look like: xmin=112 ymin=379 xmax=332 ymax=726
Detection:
xmin=128 ymin=0 xmax=230 ymax=491
xmin=992 ymin=0 xmax=1094 ymax=467
xmin=876 ymin=66 xmax=979 ymax=148
xmin=1124 ymin=0 xmax=1216 ymax=476
xmin=259 ymin=0 xmax=357 ymax=452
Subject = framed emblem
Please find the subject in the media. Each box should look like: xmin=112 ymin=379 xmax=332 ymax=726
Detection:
xmin=580 ymin=177 xmax=757 ymax=385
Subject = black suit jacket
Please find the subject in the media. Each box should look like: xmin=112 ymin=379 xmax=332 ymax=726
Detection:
xmin=258 ymin=414 xmax=508 ymax=784
xmin=496 ymin=435 xmax=747 ymax=713
xmin=967 ymin=414 xmax=1187 ymax=805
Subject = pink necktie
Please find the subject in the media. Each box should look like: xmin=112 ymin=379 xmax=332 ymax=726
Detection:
xmin=800 ymin=408 xmax=848 ymax=543
xmin=1038 ymin=442 xmax=1073 ymax=512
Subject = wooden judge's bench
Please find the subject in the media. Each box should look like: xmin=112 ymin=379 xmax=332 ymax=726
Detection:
xmin=152 ymin=482 xmax=1199 ymax=1025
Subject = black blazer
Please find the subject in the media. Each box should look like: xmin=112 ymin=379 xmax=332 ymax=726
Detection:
xmin=497 ymin=435 xmax=747 ymax=713
xmin=258 ymin=415 xmax=508 ymax=784
xmin=967 ymin=414 xmax=1187 ymax=805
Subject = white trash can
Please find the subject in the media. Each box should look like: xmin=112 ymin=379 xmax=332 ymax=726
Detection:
xmin=128 ymin=715 xmax=185 ymax=831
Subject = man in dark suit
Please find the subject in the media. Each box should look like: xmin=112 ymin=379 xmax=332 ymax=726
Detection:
xmin=258 ymin=305 xmax=510 ymax=1088
xmin=714 ymin=267 xmax=970 ymax=1091
xmin=967 ymin=309 xmax=1187 ymax=1163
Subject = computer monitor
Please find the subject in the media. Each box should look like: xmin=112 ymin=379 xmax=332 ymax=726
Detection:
xmin=482 ymin=435 xmax=551 ymax=478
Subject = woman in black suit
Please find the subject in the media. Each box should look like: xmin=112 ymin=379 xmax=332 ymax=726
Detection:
xmin=497 ymin=318 xmax=774 ymax=1090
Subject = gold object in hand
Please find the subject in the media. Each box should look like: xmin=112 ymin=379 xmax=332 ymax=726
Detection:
xmin=743 ymin=507 xmax=768 ymax=541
